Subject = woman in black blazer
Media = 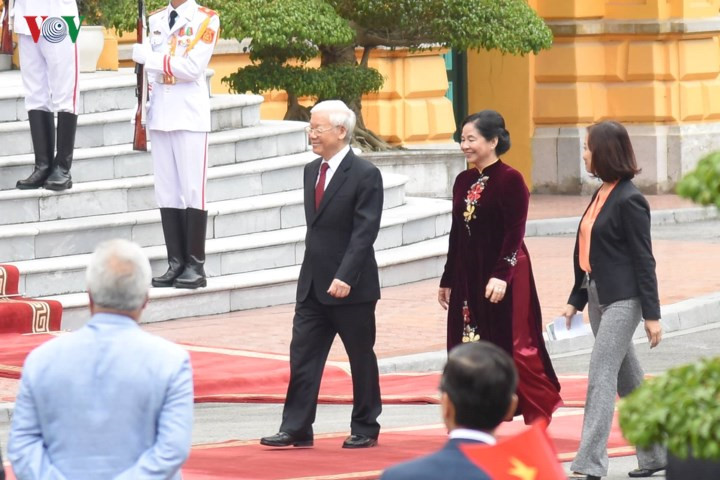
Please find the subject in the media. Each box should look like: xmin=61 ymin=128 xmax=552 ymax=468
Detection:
xmin=562 ymin=121 xmax=665 ymax=480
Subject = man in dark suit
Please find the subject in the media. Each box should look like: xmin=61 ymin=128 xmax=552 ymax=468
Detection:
xmin=260 ymin=100 xmax=384 ymax=449
xmin=381 ymin=341 xmax=519 ymax=480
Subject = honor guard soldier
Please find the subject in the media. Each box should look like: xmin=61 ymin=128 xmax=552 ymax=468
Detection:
xmin=132 ymin=0 xmax=219 ymax=289
xmin=13 ymin=0 xmax=80 ymax=191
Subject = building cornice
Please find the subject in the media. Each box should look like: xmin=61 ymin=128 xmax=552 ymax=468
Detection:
xmin=547 ymin=16 xmax=720 ymax=37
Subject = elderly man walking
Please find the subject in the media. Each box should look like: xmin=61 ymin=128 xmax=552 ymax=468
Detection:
xmin=8 ymin=239 xmax=194 ymax=480
xmin=261 ymin=100 xmax=384 ymax=449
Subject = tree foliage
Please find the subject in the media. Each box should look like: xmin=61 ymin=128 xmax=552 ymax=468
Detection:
xmin=331 ymin=0 xmax=552 ymax=54
xmin=80 ymin=0 xmax=165 ymax=33
xmin=218 ymin=0 xmax=353 ymax=63
xmin=222 ymin=0 xmax=552 ymax=148
xmin=619 ymin=357 xmax=720 ymax=460
xmin=676 ymin=151 xmax=720 ymax=209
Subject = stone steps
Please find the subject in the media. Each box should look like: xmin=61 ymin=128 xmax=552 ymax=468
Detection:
xmin=0 ymin=120 xmax=309 ymax=190
xmin=0 ymin=68 xmax=212 ymax=121
xmin=0 ymin=172 xmax=408 ymax=261
xmin=10 ymin=197 xmax=451 ymax=299
xmin=0 ymin=147 xmax=318 ymax=226
xmin=0 ymin=68 xmax=453 ymax=329
xmin=46 ymin=234 xmax=450 ymax=329
xmin=0 ymin=94 xmax=263 ymax=156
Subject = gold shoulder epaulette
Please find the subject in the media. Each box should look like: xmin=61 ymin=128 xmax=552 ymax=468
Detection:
xmin=197 ymin=6 xmax=218 ymax=17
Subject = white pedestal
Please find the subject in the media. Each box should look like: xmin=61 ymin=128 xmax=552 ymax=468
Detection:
xmin=0 ymin=54 xmax=11 ymax=71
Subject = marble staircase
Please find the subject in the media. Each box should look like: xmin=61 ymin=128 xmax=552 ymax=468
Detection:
xmin=0 ymin=68 xmax=451 ymax=329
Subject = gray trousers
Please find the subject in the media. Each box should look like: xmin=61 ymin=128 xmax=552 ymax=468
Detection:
xmin=571 ymin=281 xmax=666 ymax=477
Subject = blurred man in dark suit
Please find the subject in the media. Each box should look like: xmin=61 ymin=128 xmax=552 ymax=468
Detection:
xmin=261 ymin=100 xmax=384 ymax=449
xmin=381 ymin=341 xmax=519 ymax=479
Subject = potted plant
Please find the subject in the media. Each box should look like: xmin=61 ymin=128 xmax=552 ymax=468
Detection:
xmin=76 ymin=0 xmax=105 ymax=72
xmin=618 ymin=357 xmax=720 ymax=479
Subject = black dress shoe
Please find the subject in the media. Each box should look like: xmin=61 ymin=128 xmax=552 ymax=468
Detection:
xmin=568 ymin=473 xmax=600 ymax=480
xmin=342 ymin=434 xmax=378 ymax=449
xmin=628 ymin=467 xmax=665 ymax=477
xmin=259 ymin=432 xmax=313 ymax=447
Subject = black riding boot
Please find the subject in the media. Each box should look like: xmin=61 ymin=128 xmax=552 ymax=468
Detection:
xmin=17 ymin=110 xmax=55 ymax=189
xmin=152 ymin=208 xmax=187 ymax=287
xmin=174 ymin=208 xmax=207 ymax=289
xmin=44 ymin=111 xmax=77 ymax=191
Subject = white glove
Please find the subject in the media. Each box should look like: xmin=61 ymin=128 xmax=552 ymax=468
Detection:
xmin=132 ymin=43 xmax=151 ymax=65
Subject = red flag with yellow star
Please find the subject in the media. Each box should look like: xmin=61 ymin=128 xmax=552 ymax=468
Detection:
xmin=460 ymin=420 xmax=566 ymax=480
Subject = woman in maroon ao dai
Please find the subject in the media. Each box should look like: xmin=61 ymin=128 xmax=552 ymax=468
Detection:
xmin=439 ymin=111 xmax=562 ymax=425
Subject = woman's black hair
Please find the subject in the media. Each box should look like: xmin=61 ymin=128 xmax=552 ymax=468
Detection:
xmin=461 ymin=110 xmax=511 ymax=155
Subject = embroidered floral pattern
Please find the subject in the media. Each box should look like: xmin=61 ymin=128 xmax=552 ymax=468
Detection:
xmin=461 ymin=300 xmax=480 ymax=343
xmin=463 ymin=175 xmax=489 ymax=235
xmin=503 ymin=251 xmax=518 ymax=267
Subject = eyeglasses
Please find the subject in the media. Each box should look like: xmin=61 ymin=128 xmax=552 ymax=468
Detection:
xmin=305 ymin=125 xmax=338 ymax=135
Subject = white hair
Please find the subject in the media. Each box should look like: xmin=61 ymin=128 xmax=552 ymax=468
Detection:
xmin=86 ymin=239 xmax=151 ymax=312
xmin=311 ymin=100 xmax=356 ymax=143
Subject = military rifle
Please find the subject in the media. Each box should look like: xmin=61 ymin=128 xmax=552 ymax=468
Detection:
xmin=1 ymin=0 xmax=13 ymax=55
xmin=133 ymin=0 xmax=148 ymax=151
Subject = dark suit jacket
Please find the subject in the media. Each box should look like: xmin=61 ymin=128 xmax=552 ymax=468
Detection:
xmin=380 ymin=439 xmax=492 ymax=480
xmin=568 ymin=178 xmax=660 ymax=319
xmin=296 ymin=149 xmax=384 ymax=305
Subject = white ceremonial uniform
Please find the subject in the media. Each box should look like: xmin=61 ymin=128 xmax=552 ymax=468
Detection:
xmin=142 ymin=0 xmax=219 ymax=210
xmin=12 ymin=0 xmax=79 ymax=113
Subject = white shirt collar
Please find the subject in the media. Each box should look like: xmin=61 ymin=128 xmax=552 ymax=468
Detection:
xmin=169 ymin=0 xmax=195 ymax=21
xmin=449 ymin=428 xmax=496 ymax=445
xmin=323 ymin=144 xmax=350 ymax=171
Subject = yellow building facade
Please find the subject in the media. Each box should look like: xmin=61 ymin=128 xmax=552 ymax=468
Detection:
xmin=468 ymin=0 xmax=720 ymax=192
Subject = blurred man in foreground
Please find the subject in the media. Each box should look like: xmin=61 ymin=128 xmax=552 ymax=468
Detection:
xmin=381 ymin=341 xmax=518 ymax=479
xmin=8 ymin=239 xmax=193 ymax=480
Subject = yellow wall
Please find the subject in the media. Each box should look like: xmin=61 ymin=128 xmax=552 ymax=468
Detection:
xmin=364 ymin=50 xmax=455 ymax=144
xmin=466 ymin=52 xmax=534 ymax=183
xmin=537 ymin=0 xmax=720 ymax=19
xmin=468 ymin=0 xmax=720 ymax=184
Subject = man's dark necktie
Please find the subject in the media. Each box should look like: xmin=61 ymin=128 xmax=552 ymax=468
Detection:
xmin=169 ymin=10 xmax=178 ymax=29
xmin=315 ymin=162 xmax=329 ymax=210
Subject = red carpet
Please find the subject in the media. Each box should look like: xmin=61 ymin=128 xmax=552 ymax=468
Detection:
xmin=180 ymin=410 xmax=630 ymax=480
xmin=0 ymin=339 xmax=440 ymax=404
xmin=185 ymin=347 xmax=588 ymax=406
xmin=0 ymin=265 xmax=62 ymax=334
xmin=189 ymin=346 xmax=587 ymax=406
xmin=0 ymin=338 xmax=588 ymax=406
xmin=2 ymin=411 xmax=632 ymax=480
xmin=0 ymin=333 xmax=60 ymax=379
xmin=186 ymin=347 xmax=443 ymax=405
xmin=559 ymin=374 xmax=589 ymax=408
